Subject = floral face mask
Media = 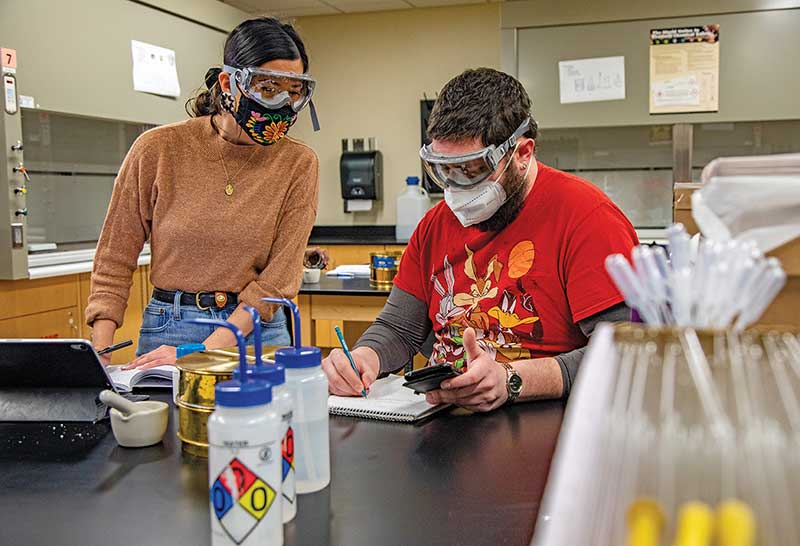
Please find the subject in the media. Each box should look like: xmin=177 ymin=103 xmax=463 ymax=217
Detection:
xmin=231 ymin=92 xmax=297 ymax=146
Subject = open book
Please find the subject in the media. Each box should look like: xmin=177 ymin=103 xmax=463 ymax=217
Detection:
xmin=328 ymin=375 xmax=450 ymax=423
xmin=106 ymin=364 xmax=176 ymax=392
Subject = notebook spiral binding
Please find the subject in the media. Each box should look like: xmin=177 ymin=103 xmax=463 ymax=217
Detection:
xmin=328 ymin=407 xmax=414 ymax=423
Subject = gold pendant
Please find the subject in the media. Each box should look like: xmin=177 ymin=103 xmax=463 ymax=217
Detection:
xmin=225 ymin=183 xmax=234 ymax=196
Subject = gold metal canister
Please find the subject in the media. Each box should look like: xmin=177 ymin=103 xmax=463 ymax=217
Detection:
xmin=369 ymin=250 xmax=403 ymax=288
xmin=175 ymin=346 xmax=279 ymax=458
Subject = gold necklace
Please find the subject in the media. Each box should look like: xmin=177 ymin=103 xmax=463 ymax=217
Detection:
xmin=213 ymin=118 xmax=259 ymax=197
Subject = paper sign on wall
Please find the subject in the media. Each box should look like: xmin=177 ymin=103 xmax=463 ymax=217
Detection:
xmin=649 ymin=26 xmax=719 ymax=114
xmin=559 ymin=56 xmax=625 ymax=104
xmin=131 ymin=40 xmax=181 ymax=98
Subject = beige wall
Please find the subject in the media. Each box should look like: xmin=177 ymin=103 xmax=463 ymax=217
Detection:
xmin=500 ymin=0 xmax=800 ymax=28
xmin=0 ymin=0 xmax=247 ymax=125
xmin=291 ymin=4 xmax=501 ymax=226
xmin=513 ymin=9 xmax=800 ymax=129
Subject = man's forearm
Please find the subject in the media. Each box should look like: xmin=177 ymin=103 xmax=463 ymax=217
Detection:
xmin=505 ymin=303 xmax=631 ymax=401
xmin=513 ymin=357 xmax=564 ymax=402
xmin=551 ymin=303 xmax=630 ymax=397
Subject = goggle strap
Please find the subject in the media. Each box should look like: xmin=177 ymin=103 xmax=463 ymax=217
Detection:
xmin=222 ymin=65 xmax=240 ymax=98
xmin=493 ymin=117 xmax=531 ymax=162
xmin=309 ymin=100 xmax=321 ymax=132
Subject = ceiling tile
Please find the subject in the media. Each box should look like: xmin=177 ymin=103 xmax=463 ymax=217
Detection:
xmin=324 ymin=0 xmax=413 ymax=13
xmin=223 ymin=0 xmax=502 ymax=15
xmin=279 ymin=5 xmax=342 ymax=15
xmin=222 ymin=0 xmax=337 ymax=14
xmin=406 ymin=0 xmax=486 ymax=6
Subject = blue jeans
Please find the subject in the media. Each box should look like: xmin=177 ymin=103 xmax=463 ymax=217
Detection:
xmin=136 ymin=291 xmax=290 ymax=356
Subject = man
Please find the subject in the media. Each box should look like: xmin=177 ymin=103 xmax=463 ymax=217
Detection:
xmin=322 ymin=68 xmax=637 ymax=412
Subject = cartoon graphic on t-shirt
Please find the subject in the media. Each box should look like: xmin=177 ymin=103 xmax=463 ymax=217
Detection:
xmin=429 ymin=242 xmax=543 ymax=369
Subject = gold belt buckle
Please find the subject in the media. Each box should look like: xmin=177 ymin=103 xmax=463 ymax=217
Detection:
xmin=195 ymin=292 xmax=211 ymax=311
xmin=214 ymin=292 xmax=228 ymax=309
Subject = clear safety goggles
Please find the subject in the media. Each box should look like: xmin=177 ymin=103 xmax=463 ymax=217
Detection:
xmin=224 ymin=65 xmax=316 ymax=112
xmin=419 ymin=118 xmax=531 ymax=188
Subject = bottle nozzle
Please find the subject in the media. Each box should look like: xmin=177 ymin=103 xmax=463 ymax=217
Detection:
xmin=263 ymin=298 xmax=302 ymax=349
xmin=243 ymin=305 xmax=263 ymax=367
xmin=187 ymin=318 xmax=248 ymax=380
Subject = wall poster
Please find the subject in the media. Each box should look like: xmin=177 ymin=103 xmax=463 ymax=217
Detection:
xmin=649 ymin=25 xmax=719 ymax=114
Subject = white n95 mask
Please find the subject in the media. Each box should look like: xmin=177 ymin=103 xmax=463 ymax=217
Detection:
xmin=444 ymin=178 xmax=508 ymax=227
xmin=444 ymin=157 xmax=533 ymax=227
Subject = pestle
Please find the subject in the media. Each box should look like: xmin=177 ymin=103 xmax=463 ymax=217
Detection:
xmin=100 ymin=390 xmax=142 ymax=416
xmin=101 ymin=389 xmax=169 ymax=448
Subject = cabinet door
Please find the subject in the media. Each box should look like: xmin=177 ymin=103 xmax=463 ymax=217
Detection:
xmin=0 ymin=307 xmax=81 ymax=339
xmin=322 ymin=245 xmax=386 ymax=270
xmin=0 ymin=276 xmax=79 ymax=322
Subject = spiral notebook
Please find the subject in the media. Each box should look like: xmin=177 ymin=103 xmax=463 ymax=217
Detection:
xmin=328 ymin=375 xmax=450 ymax=423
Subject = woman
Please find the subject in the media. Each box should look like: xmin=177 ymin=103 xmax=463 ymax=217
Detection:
xmin=86 ymin=17 xmax=319 ymax=369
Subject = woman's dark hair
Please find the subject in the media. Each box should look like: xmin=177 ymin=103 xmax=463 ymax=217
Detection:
xmin=186 ymin=17 xmax=309 ymax=117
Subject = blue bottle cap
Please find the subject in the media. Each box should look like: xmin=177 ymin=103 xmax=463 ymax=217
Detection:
xmin=233 ymin=363 xmax=286 ymax=386
xmin=215 ymin=379 xmax=272 ymax=407
xmin=275 ymin=346 xmax=322 ymax=369
xmin=406 ymin=176 xmax=420 ymax=185
xmin=261 ymin=297 xmax=321 ymax=369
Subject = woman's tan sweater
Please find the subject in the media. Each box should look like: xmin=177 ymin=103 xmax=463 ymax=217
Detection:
xmin=85 ymin=115 xmax=319 ymax=328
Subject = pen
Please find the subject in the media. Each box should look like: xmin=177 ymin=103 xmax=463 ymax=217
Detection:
xmin=97 ymin=339 xmax=133 ymax=356
xmin=333 ymin=325 xmax=367 ymax=397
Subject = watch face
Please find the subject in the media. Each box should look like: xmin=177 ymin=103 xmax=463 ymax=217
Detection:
xmin=508 ymin=372 xmax=523 ymax=394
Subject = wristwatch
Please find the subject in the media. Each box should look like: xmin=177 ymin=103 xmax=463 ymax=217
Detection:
xmin=499 ymin=362 xmax=522 ymax=404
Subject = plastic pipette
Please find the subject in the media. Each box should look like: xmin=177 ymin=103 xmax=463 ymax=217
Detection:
xmin=626 ymin=498 xmax=665 ymax=546
xmin=671 ymin=501 xmax=713 ymax=546
xmin=605 ymin=254 xmax=661 ymax=325
xmin=716 ymin=500 xmax=755 ymax=546
xmin=666 ymin=224 xmax=692 ymax=272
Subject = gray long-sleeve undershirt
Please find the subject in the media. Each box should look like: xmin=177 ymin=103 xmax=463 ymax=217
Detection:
xmin=354 ymin=286 xmax=630 ymax=398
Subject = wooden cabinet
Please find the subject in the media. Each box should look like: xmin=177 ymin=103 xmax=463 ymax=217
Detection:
xmin=2 ymin=244 xmax=415 ymax=366
xmin=322 ymin=245 xmax=385 ymax=270
xmin=0 ymin=275 xmax=80 ymax=322
xmin=320 ymin=244 xmax=407 ymax=270
xmin=1 ymin=265 xmax=148 ymax=365
xmin=0 ymin=307 xmax=81 ymax=339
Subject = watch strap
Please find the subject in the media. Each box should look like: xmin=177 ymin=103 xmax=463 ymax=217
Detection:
xmin=499 ymin=362 xmax=521 ymax=404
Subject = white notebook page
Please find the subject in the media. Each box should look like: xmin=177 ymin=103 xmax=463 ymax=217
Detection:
xmin=328 ymin=375 xmax=448 ymax=422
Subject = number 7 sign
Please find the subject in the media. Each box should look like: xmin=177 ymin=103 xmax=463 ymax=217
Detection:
xmin=1 ymin=48 xmax=17 ymax=73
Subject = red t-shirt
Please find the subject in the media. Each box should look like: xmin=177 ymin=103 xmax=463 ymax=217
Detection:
xmin=393 ymin=162 xmax=638 ymax=369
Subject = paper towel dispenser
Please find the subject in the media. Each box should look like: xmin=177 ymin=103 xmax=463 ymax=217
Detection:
xmin=340 ymin=150 xmax=383 ymax=202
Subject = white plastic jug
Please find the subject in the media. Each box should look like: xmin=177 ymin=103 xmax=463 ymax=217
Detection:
xmin=283 ymin=364 xmax=329 ymax=494
xmin=203 ymin=318 xmax=283 ymax=546
xmin=264 ymin=298 xmax=329 ymax=495
xmin=395 ymin=176 xmax=430 ymax=242
xmin=208 ymin=387 xmax=282 ymax=546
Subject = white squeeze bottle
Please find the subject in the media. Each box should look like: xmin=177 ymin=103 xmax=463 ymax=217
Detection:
xmin=198 ymin=317 xmax=283 ymax=546
xmin=234 ymin=306 xmax=297 ymax=523
xmin=395 ymin=176 xmax=430 ymax=242
xmin=264 ymin=298 xmax=329 ymax=494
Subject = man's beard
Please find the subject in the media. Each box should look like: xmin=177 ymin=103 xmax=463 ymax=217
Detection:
xmin=475 ymin=166 xmax=528 ymax=232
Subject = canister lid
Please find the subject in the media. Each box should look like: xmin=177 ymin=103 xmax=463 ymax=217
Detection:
xmin=275 ymin=346 xmax=322 ymax=369
xmin=215 ymin=379 xmax=272 ymax=407
xmin=233 ymin=363 xmax=286 ymax=386
xmin=406 ymin=176 xmax=420 ymax=185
